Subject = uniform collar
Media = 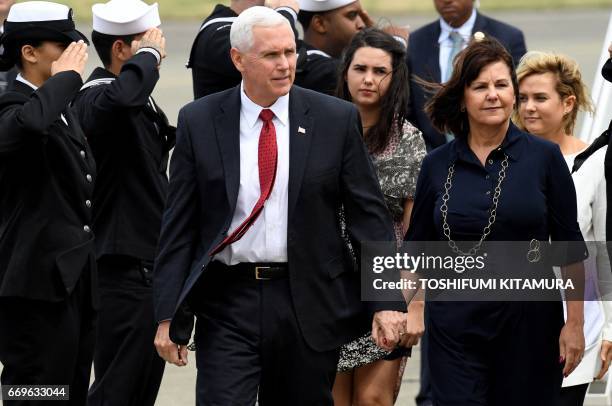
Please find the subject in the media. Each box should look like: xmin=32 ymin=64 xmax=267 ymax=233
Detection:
xmin=240 ymin=81 xmax=289 ymax=128
xmin=449 ymin=121 xmax=525 ymax=165
xmin=86 ymin=66 xmax=117 ymax=82
xmin=15 ymin=73 xmax=38 ymax=90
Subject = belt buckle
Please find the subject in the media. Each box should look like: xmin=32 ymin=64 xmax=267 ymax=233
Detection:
xmin=255 ymin=266 xmax=271 ymax=280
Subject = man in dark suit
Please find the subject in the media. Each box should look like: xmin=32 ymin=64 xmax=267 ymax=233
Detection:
xmin=407 ymin=0 xmax=526 ymax=150
xmin=154 ymin=6 xmax=405 ymax=405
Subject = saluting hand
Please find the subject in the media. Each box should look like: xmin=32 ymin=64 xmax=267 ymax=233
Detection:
xmin=154 ymin=320 xmax=188 ymax=367
xmin=51 ymin=40 xmax=88 ymax=77
xmin=132 ymin=27 xmax=166 ymax=62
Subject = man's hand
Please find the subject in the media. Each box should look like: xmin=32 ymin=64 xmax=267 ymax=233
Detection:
xmin=132 ymin=27 xmax=166 ymax=61
xmin=371 ymin=310 xmax=406 ymax=351
xmin=596 ymin=340 xmax=612 ymax=379
xmin=51 ymin=40 xmax=88 ymax=77
xmin=154 ymin=320 xmax=188 ymax=366
xmin=399 ymin=300 xmax=424 ymax=348
xmin=265 ymin=0 xmax=299 ymax=14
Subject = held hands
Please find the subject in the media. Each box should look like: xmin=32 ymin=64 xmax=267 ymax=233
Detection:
xmin=559 ymin=320 xmax=585 ymax=378
xmin=51 ymin=40 xmax=88 ymax=77
xmin=132 ymin=27 xmax=166 ymax=62
xmin=595 ymin=340 xmax=612 ymax=380
xmin=154 ymin=320 xmax=188 ymax=367
xmin=399 ymin=300 xmax=424 ymax=348
xmin=371 ymin=310 xmax=406 ymax=351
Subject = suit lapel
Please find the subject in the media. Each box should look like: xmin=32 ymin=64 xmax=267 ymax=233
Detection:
xmin=472 ymin=12 xmax=487 ymax=35
xmin=215 ymin=86 xmax=242 ymax=219
xmin=427 ymin=23 xmax=442 ymax=82
xmin=288 ymin=86 xmax=313 ymax=221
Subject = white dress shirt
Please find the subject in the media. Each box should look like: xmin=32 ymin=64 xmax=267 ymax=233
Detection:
xmin=438 ymin=8 xmax=477 ymax=82
xmin=214 ymin=83 xmax=290 ymax=265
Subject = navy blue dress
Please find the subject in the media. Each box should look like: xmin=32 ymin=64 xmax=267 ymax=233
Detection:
xmin=406 ymin=123 xmax=587 ymax=405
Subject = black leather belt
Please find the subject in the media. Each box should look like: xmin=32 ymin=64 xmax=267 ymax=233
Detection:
xmin=207 ymin=261 xmax=288 ymax=280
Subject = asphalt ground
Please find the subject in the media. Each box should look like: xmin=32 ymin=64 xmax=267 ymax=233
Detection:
xmin=1 ymin=7 xmax=612 ymax=406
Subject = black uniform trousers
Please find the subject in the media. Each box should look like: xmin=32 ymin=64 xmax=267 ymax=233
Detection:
xmin=191 ymin=264 xmax=340 ymax=406
xmin=427 ymin=301 xmax=564 ymax=406
xmin=88 ymin=256 xmax=165 ymax=406
xmin=0 ymin=264 xmax=96 ymax=406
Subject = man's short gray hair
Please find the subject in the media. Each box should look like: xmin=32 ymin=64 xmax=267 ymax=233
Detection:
xmin=230 ymin=6 xmax=290 ymax=52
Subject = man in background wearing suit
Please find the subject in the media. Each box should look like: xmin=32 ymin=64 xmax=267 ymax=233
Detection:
xmin=407 ymin=0 xmax=526 ymax=150
xmin=154 ymin=6 xmax=406 ymax=405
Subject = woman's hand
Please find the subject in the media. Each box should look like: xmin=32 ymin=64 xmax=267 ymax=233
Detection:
xmin=399 ymin=300 xmax=424 ymax=348
xmin=559 ymin=320 xmax=585 ymax=378
xmin=595 ymin=340 xmax=612 ymax=379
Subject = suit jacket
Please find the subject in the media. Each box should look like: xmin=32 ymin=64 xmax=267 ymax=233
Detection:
xmin=72 ymin=53 xmax=175 ymax=262
xmin=0 ymin=72 xmax=97 ymax=301
xmin=154 ymin=85 xmax=400 ymax=351
xmin=407 ymin=11 xmax=527 ymax=150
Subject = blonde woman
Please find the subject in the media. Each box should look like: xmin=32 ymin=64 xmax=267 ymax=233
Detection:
xmin=515 ymin=51 xmax=612 ymax=406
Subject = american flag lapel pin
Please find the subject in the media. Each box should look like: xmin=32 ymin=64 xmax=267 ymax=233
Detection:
xmin=298 ymin=126 xmax=306 ymax=135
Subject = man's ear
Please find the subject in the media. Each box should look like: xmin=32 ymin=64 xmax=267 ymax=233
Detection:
xmin=230 ymin=47 xmax=245 ymax=72
xmin=20 ymin=44 xmax=38 ymax=65
xmin=111 ymin=39 xmax=131 ymax=63
xmin=310 ymin=14 xmax=328 ymax=35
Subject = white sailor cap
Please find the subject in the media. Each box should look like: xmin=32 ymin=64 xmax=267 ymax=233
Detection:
xmin=92 ymin=0 xmax=160 ymax=36
xmin=299 ymin=0 xmax=356 ymax=12
xmin=0 ymin=1 xmax=88 ymax=70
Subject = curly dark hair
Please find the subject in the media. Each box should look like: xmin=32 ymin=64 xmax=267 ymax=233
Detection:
xmin=335 ymin=28 xmax=410 ymax=154
xmin=425 ymin=36 xmax=519 ymax=139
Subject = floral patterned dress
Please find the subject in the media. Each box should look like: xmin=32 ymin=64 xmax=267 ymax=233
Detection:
xmin=336 ymin=120 xmax=426 ymax=375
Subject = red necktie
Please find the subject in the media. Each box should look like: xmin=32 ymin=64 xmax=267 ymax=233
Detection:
xmin=210 ymin=109 xmax=278 ymax=255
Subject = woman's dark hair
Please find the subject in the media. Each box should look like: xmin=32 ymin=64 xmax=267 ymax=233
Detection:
xmin=425 ymin=36 xmax=519 ymax=139
xmin=91 ymin=30 xmax=135 ymax=68
xmin=335 ymin=28 xmax=409 ymax=154
xmin=5 ymin=39 xmax=44 ymax=69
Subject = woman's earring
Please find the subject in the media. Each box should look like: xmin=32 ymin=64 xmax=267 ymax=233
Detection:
xmin=460 ymin=106 xmax=466 ymax=112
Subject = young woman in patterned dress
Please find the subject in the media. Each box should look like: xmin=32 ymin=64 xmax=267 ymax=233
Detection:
xmin=333 ymin=28 xmax=427 ymax=405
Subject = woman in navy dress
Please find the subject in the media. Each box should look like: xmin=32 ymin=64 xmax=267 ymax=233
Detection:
xmin=405 ymin=37 xmax=587 ymax=405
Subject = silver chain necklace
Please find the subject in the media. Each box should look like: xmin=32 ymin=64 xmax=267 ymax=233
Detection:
xmin=440 ymin=154 xmax=509 ymax=255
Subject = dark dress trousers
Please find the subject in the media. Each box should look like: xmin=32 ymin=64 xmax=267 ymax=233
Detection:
xmin=188 ymin=4 xmax=298 ymax=99
xmin=407 ymin=12 xmax=527 ymax=150
xmin=154 ymin=85 xmax=401 ymax=405
xmin=406 ymin=124 xmax=586 ymax=406
xmin=0 ymin=72 xmax=97 ymax=405
xmin=72 ymin=52 xmax=174 ymax=406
